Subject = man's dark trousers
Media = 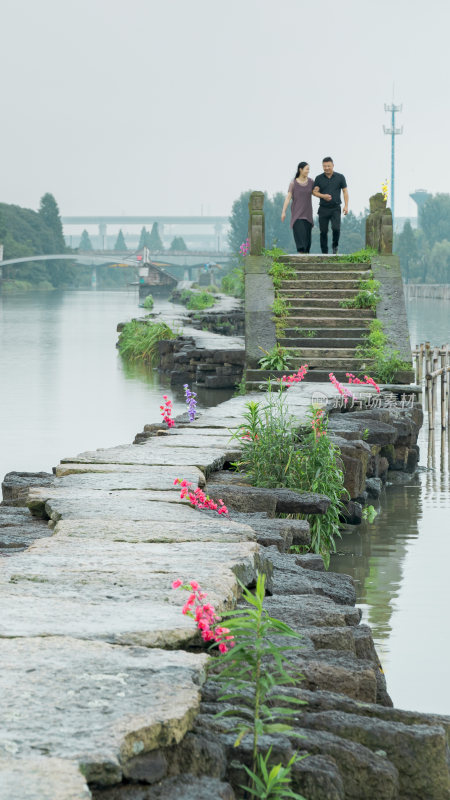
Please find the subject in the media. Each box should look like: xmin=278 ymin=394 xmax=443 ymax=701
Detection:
xmin=318 ymin=207 xmax=341 ymax=253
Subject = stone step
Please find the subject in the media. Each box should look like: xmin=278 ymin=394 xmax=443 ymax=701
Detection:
xmin=284 ymin=307 xmax=374 ymax=318
xmin=246 ymin=367 xmax=364 ymax=380
xmin=287 ymin=358 xmax=366 ymax=370
xmin=279 ymin=288 xmax=360 ymax=298
xmin=281 ymin=258 xmax=371 ymax=271
xmin=281 ymin=280 xmax=362 ymax=289
xmin=287 ymin=271 xmax=371 ymax=280
xmin=280 ymin=338 xmax=364 ymax=349
xmin=283 ymin=328 xmax=368 ymax=340
xmin=284 ymin=316 xmax=372 ymax=328
xmin=245 ymin=370 xmax=359 ymax=388
xmin=281 ymin=347 xmax=361 ymax=358
xmin=281 ymin=297 xmax=362 ymax=307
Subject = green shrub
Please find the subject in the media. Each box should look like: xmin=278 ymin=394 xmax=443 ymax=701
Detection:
xmin=186 ymin=291 xmax=216 ymax=310
xmin=258 ymin=344 xmax=290 ymax=371
xmin=340 ymin=277 xmax=381 ymax=309
xmin=142 ymin=294 xmax=154 ymax=310
xmin=356 ymin=319 xmax=412 ymax=383
xmin=232 ymin=389 xmax=347 ymax=566
xmin=336 ymin=247 xmax=378 ymax=263
xmin=117 ymin=319 xmax=176 ymax=365
xmin=221 ymin=267 xmax=244 ymax=298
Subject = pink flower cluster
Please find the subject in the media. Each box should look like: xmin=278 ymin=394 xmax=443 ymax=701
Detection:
xmin=174 ymin=478 xmax=228 ymax=515
xmin=172 ymin=579 xmax=235 ymax=653
xmin=311 ymin=407 xmax=326 ymax=440
xmin=363 ymin=375 xmax=381 ymax=394
xmin=239 ymin=238 xmax=250 ymax=257
xmin=280 ymin=363 xmax=308 ymax=386
xmin=346 ymin=373 xmax=381 ymax=394
xmin=329 ymin=372 xmax=354 ymax=404
xmin=160 ymin=395 xmax=175 ymax=428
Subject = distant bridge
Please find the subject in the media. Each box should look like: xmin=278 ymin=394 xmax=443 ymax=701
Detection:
xmin=61 ymin=215 xmax=230 ymax=251
xmin=0 ymin=250 xmax=232 ymax=284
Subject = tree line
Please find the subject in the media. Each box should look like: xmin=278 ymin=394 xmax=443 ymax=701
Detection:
xmin=395 ymin=194 xmax=450 ymax=283
xmin=80 ymin=224 xmax=188 ymax=253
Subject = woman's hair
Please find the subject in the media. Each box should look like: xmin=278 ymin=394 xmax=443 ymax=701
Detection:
xmin=294 ymin=161 xmax=309 ymax=179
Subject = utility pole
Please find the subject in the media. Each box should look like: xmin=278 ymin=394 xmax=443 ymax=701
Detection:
xmin=383 ymin=102 xmax=403 ymax=222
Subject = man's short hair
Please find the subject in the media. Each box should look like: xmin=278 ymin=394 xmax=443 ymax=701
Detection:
xmin=323 ymin=157 xmax=333 ymax=163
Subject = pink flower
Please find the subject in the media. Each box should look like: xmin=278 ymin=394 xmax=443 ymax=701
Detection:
xmin=218 ymin=643 xmax=228 ymax=653
xmin=190 ymin=580 xmax=199 ymax=590
xmin=172 ymin=579 xmax=183 ymax=589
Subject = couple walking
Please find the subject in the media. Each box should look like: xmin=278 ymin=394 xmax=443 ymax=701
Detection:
xmin=281 ymin=157 xmax=349 ymax=254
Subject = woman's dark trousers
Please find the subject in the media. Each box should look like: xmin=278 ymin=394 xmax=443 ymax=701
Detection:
xmin=318 ymin=207 xmax=341 ymax=253
xmin=293 ymin=219 xmax=312 ymax=253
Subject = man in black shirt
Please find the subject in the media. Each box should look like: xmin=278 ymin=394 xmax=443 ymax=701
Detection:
xmin=313 ymin=157 xmax=349 ymax=254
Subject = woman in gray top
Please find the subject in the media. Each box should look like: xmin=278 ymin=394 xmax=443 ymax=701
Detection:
xmin=281 ymin=161 xmax=314 ymax=253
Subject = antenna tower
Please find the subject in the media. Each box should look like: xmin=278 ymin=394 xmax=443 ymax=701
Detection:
xmin=383 ymin=102 xmax=403 ymax=221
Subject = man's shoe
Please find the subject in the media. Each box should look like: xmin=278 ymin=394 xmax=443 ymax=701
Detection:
xmin=332 ymin=246 xmax=338 ymax=254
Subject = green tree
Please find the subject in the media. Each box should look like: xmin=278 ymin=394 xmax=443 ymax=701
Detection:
xmin=138 ymin=226 xmax=150 ymax=249
xmin=79 ymin=229 xmax=93 ymax=251
xmin=228 ymin=190 xmax=253 ymax=253
xmin=148 ymin=222 xmax=163 ymax=251
xmin=265 ymin=192 xmax=293 ymax=251
xmin=395 ymin=220 xmax=418 ymax=282
xmin=420 ymin=193 xmax=450 ymax=246
xmin=38 ymin=193 xmax=66 ymax=251
xmin=114 ymin=229 xmax=127 ymax=251
xmin=169 ymin=236 xmax=187 ymax=252
xmin=429 ymin=240 xmax=450 ymax=283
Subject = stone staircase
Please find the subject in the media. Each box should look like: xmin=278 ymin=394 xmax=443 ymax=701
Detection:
xmin=246 ymin=255 xmax=375 ymax=390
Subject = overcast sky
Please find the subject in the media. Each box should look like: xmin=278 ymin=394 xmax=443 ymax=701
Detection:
xmin=1 ymin=0 xmax=449 ymax=220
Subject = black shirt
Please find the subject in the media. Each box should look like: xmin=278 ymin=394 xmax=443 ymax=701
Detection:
xmin=313 ymin=171 xmax=347 ymax=209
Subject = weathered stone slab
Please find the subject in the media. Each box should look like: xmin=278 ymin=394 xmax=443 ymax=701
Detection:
xmin=0 ymin=757 xmax=91 ymax=800
xmin=61 ymin=443 xmax=238 ymax=474
xmin=207 ymin=484 xmax=330 ymax=515
xmin=328 ymin=415 xmax=397 ymax=445
xmin=0 ymin=506 xmax=50 ymax=554
xmin=52 ymin=466 xmax=204 ymax=491
xmin=27 ymin=487 xmax=188 ymax=519
xmin=53 ymin=518 xmax=256 ymax=544
xmin=0 ymin=638 xmax=208 ymax=786
xmin=1 ymin=471 xmax=55 ymax=506
xmin=264 ymin=594 xmax=361 ymax=629
xmin=29 ymin=494 xmax=215 ymax=523
xmin=300 ymin=711 xmax=450 ymax=800
xmin=1 ymin=539 xmax=266 ymax=646
xmin=55 ymin=463 xmax=205 ymax=486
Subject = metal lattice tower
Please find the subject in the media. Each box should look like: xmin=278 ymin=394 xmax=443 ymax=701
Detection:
xmin=383 ymin=103 xmax=403 ymax=221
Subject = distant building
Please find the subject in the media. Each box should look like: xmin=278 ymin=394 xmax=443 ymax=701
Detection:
xmin=138 ymin=260 xmax=177 ymax=301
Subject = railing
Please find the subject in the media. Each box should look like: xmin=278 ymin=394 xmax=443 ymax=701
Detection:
xmin=412 ymin=343 xmax=450 ymax=430
xmin=404 ymin=284 xmax=450 ymax=301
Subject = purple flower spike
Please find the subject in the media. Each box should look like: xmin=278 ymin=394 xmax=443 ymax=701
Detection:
xmin=183 ymin=383 xmax=198 ymax=422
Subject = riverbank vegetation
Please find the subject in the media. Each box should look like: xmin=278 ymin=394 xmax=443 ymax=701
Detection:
xmin=175 ymin=288 xmax=217 ymax=310
xmin=232 ymin=387 xmax=347 ymax=567
xmin=117 ymin=319 xmax=176 ymax=366
xmin=0 ymin=195 xmax=135 ymax=290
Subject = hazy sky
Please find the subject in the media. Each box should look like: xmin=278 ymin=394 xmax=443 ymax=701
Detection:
xmin=2 ymin=0 xmax=449 ymax=220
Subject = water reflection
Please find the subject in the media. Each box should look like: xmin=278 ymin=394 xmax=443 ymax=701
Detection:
xmin=331 ymin=423 xmax=450 ymax=714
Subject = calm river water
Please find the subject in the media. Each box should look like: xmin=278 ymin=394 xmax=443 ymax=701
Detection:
xmin=0 ymin=289 xmax=449 ymax=714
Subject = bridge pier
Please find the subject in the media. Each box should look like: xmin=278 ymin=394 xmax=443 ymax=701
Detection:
xmin=98 ymin=223 xmax=107 ymax=250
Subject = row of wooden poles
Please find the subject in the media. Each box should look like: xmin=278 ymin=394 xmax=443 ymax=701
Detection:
xmin=412 ymin=343 xmax=450 ymax=430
